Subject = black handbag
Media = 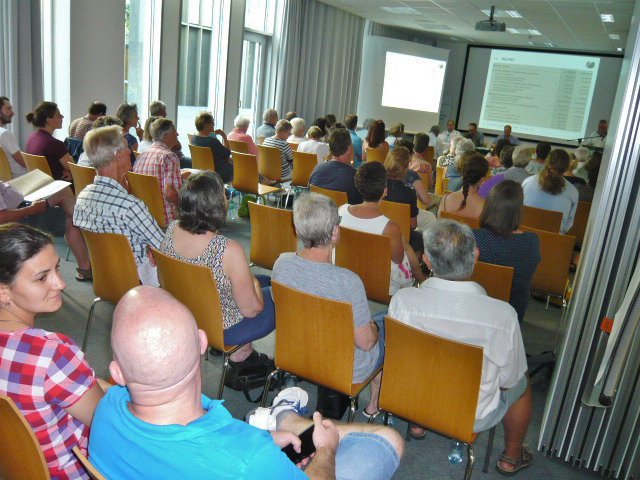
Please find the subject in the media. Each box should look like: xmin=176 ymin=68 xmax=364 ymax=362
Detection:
xmin=224 ymin=354 xmax=277 ymax=403
xmin=316 ymin=385 xmax=350 ymax=420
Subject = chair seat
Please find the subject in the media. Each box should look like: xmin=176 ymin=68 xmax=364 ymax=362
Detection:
xmin=258 ymin=184 xmax=284 ymax=196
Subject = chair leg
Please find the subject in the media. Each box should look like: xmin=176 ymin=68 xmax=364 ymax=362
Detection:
xmin=464 ymin=443 xmax=476 ymax=480
xmin=217 ymin=353 xmax=231 ymax=400
xmin=482 ymin=426 xmax=496 ymax=473
xmin=260 ymin=368 xmax=281 ymax=407
xmin=545 ymin=295 xmax=550 ymax=310
xmin=82 ymin=297 xmax=103 ymax=351
xmin=347 ymin=396 xmax=357 ymax=423
xmin=383 ymin=412 xmax=390 ymax=426
xmin=65 ymin=245 xmax=72 ymax=261
xmin=405 ymin=423 xmax=412 ymax=441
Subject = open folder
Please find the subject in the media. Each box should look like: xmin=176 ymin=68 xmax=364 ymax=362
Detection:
xmin=7 ymin=169 xmax=71 ymax=202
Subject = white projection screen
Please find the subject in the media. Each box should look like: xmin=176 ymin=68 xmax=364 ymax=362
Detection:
xmin=458 ymin=46 xmax=622 ymax=144
xmin=357 ymin=35 xmax=449 ymax=133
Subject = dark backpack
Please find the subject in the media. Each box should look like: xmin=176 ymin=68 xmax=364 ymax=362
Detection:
xmin=224 ymin=356 xmax=278 ymax=402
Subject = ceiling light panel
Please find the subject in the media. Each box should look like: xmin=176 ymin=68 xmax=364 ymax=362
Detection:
xmin=381 ymin=6 xmax=419 ymax=14
xmin=481 ymin=9 xmax=522 ymax=18
xmin=600 ymin=14 xmax=615 ymax=22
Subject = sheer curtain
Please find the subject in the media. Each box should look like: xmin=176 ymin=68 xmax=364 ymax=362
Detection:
xmin=0 ymin=0 xmax=43 ymax=146
xmin=268 ymin=0 xmax=365 ymax=122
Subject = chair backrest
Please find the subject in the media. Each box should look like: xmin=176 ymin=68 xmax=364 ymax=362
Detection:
xmin=257 ymin=145 xmax=283 ymax=181
xmin=335 ymin=226 xmax=391 ymax=304
xmin=0 ymin=395 xmax=50 ymax=480
xmin=439 ymin=210 xmax=481 ymax=229
xmin=567 ymin=201 xmax=591 ymax=246
xmin=232 ymin=152 xmax=259 ymax=195
xmin=416 ymin=173 xmax=431 ymax=210
xmin=126 ymin=171 xmax=167 ymax=229
xmin=67 ymin=163 xmax=96 ymax=196
xmin=249 ymin=202 xmax=297 ymax=270
xmin=470 ymin=261 xmax=514 ymax=302
xmin=309 ymin=184 xmax=348 ymax=207
xmin=65 ymin=137 xmax=84 ymax=162
xmin=72 ymin=446 xmax=106 ymax=480
xmin=288 ymin=142 xmax=299 ymax=151
xmin=22 ymin=152 xmax=52 ymax=177
xmin=188 ymin=144 xmax=215 ymax=171
xmin=291 ymin=150 xmax=317 ymax=187
xmin=435 ymin=166 xmax=445 ymax=195
xmin=365 ymin=147 xmax=387 ymax=163
xmin=81 ymin=230 xmax=140 ymax=304
xmin=378 ymin=318 xmax=482 ymax=444
xmin=442 ymin=177 xmax=450 ymax=193
xmin=228 ymin=139 xmax=249 ymax=153
xmin=521 ymin=226 xmax=575 ymax=297
xmin=521 ymin=205 xmax=562 ymax=233
xmin=151 ymin=248 xmax=227 ymax=351
xmin=380 ymin=200 xmax=411 ymax=240
xmin=271 ymin=281 xmax=356 ymax=393
xmin=0 ymin=148 xmax=12 ymax=181
xmin=424 ymin=146 xmax=435 ymax=164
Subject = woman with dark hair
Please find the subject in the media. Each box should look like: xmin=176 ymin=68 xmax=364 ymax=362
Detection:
xmin=115 ymin=102 xmax=142 ymax=153
xmin=474 ymin=181 xmax=541 ymax=323
xmin=0 ymin=223 xmax=104 ymax=479
xmin=159 ymin=171 xmax=274 ymax=368
xmin=522 ymin=149 xmax=579 ymax=233
xmin=574 ymin=152 xmax=602 ymax=202
xmin=486 ymin=138 xmax=511 ymax=169
xmin=312 ymin=117 xmax=328 ymax=141
xmin=362 ymin=120 xmax=389 ymax=162
xmin=438 ymin=153 xmax=489 ymax=219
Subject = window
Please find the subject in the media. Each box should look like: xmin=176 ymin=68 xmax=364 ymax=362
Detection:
xmin=244 ymin=0 xmax=275 ymax=34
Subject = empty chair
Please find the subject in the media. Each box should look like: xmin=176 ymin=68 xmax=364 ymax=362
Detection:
xmin=520 ymin=205 xmax=562 ymax=233
xmin=470 ymin=261 xmax=514 ymax=303
xmin=232 ymin=152 xmax=283 ymax=203
xmin=283 ymin=150 xmax=318 ymax=205
xmin=126 ymin=171 xmax=167 ymax=229
xmin=228 ymin=139 xmax=249 ymax=153
xmin=67 ymin=163 xmax=96 ymax=196
xmin=0 ymin=148 xmax=12 ymax=181
xmin=365 ymin=147 xmax=387 ymax=163
xmin=309 ymin=184 xmax=348 ymax=207
xmin=188 ymin=144 xmax=216 ymax=171
xmin=380 ymin=200 xmax=411 ymax=240
xmin=439 ymin=210 xmax=481 ymax=229
xmin=248 ymin=202 xmax=297 ymax=270
xmin=21 ymin=152 xmax=53 ymax=176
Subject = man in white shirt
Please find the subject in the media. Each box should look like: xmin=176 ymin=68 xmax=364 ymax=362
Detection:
xmin=583 ymin=119 xmax=608 ymax=149
xmin=0 ymin=96 xmax=27 ymax=177
xmin=388 ymin=220 xmax=533 ymax=476
xmin=437 ymin=120 xmax=460 ymax=153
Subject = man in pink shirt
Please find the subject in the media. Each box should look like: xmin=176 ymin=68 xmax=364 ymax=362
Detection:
xmin=227 ymin=115 xmax=259 ymax=156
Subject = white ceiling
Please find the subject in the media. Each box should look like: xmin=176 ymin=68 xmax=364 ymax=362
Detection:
xmin=319 ymin=0 xmax=633 ymax=53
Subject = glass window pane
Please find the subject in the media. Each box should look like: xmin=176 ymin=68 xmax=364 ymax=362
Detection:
xmin=201 ymin=0 xmax=214 ymax=27
xmin=188 ymin=0 xmax=200 ymax=24
xmin=199 ymin=30 xmax=212 ymax=106
xmin=245 ymin=0 xmax=272 ymax=33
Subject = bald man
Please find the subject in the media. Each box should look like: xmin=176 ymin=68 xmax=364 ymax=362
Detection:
xmin=89 ymin=287 xmax=403 ymax=479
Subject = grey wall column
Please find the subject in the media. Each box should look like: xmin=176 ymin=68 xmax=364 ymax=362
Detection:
xmin=222 ymin=0 xmax=245 ymax=133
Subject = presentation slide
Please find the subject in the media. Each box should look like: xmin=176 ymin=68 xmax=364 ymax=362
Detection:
xmin=458 ymin=46 xmax=622 ymax=145
xmin=357 ymin=35 xmax=449 ymax=133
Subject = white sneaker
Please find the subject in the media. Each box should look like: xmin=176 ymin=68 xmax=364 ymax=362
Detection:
xmin=246 ymin=387 xmax=309 ymax=431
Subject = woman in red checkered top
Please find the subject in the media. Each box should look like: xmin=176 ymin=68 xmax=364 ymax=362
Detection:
xmin=0 ymin=223 xmax=105 ymax=479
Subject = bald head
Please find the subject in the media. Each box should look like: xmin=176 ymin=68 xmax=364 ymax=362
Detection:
xmin=110 ymin=286 xmax=204 ymax=398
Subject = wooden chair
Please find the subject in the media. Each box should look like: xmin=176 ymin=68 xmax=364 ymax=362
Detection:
xmin=335 ymin=226 xmax=392 ymax=304
xmin=365 ymin=147 xmax=387 ymax=163
xmin=72 ymin=446 xmax=106 ymax=480
xmin=67 ymin=163 xmax=96 ymax=196
xmin=80 ymin=230 xmax=140 ymax=350
xmin=380 ymin=200 xmax=411 ymax=240
xmin=188 ymin=144 xmax=215 ymax=171
xmin=309 ymin=184 xmax=348 ymax=208
xmin=443 ymin=177 xmax=451 ymax=193
xmin=257 ymin=145 xmax=285 ymax=182
xmin=378 ymin=318 xmax=495 ymax=480
xmin=0 ymin=395 xmax=50 ymax=480
xmin=0 ymin=148 xmax=12 ymax=181
xmin=288 ymin=142 xmax=299 ymax=151
xmin=471 ymin=261 xmax=514 ymax=303
xmin=439 ymin=210 xmax=481 ymax=229
xmin=126 ymin=171 xmax=167 ymax=229
xmin=521 ymin=205 xmax=562 ymax=233
xmin=417 ymin=172 xmax=431 ymax=210
xmin=151 ymin=248 xmax=243 ymax=400
xmin=291 ymin=150 xmax=317 ymax=188
xmin=567 ymin=201 xmax=591 ymax=246
xmin=260 ymin=281 xmax=383 ymax=423
xmin=22 ymin=152 xmax=53 ymax=176
xmin=435 ymin=166 xmax=445 ymax=195
xmin=229 ymin=139 xmax=249 ymax=153
xmin=522 ymin=226 xmax=576 ymax=309
xmin=425 ymin=146 xmax=435 ymax=165
xmin=232 ymin=152 xmax=283 ymax=203
xmin=248 ymin=202 xmax=297 ymax=270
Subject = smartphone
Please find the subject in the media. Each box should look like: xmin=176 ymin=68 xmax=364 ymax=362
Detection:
xmin=281 ymin=424 xmax=316 ymax=464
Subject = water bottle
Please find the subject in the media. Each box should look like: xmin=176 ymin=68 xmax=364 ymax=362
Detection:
xmin=228 ymin=199 xmax=238 ymax=221
xmin=447 ymin=440 xmax=464 ymax=464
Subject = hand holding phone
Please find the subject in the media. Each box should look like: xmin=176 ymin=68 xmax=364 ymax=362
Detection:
xmin=281 ymin=424 xmax=316 ymax=464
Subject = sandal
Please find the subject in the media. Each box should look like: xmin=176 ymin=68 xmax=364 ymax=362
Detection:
xmin=362 ymin=407 xmax=381 ymax=420
xmin=75 ymin=268 xmax=93 ymax=282
xmin=409 ymin=424 xmax=427 ymax=440
xmin=496 ymin=445 xmax=534 ymax=476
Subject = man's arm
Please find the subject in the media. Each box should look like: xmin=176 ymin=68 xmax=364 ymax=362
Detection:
xmin=11 ymin=150 xmax=26 ymax=168
xmin=0 ymin=200 xmax=47 ymax=223
xmin=303 ymin=413 xmax=339 ymax=480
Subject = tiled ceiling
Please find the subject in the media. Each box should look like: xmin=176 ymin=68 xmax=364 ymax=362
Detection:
xmin=318 ymin=0 xmax=633 ymax=53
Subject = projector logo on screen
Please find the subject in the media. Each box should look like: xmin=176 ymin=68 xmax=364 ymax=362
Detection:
xmin=381 ymin=52 xmax=446 ymax=113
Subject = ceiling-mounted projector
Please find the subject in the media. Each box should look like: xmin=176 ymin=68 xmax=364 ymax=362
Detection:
xmin=475 ymin=6 xmax=506 ymax=32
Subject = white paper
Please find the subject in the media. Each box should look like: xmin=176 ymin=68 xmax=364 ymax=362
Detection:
xmin=23 ymin=180 xmax=71 ymax=202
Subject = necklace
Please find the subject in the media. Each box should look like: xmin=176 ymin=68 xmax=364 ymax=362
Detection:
xmin=0 ymin=304 xmax=34 ymax=330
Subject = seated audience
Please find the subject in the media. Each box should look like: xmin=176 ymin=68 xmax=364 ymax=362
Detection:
xmin=68 ymin=101 xmax=106 ymax=140
xmin=526 ymin=141 xmax=551 ymax=175
xmin=493 ymin=124 xmax=522 ymax=146
xmin=0 ymin=96 xmax=27 ymax=177
xmin=503 ymin=146 xmax=534 ymax=184
xmin=486 ymin=138 xmax=511 ymax=169
xmin=478 ymin=146 xmax=515 ymax=198
xmin=345 ymin=114 xmax=364 ymax=167
xmin=522 ymin=149 xmax=578 ymax=234
xmin=160 ymin=171 xmax=273 ymax=366
xmin=312 ymin=117 xmax=329 ymax=141
xmin=288 ymin=117 xmax=306 ymax=143
xmin=409 ymin=132 xmax=433 ymax=175
xmin=385 ymin=122 xmax=404 ymax=148
xmin=77 ymin=115 xmax=123 ymax=167
xmin=0 ymin=182 xmax=47 ymax=222
xmin=324 ymin=113 xmax=337 ymax=131
xmin=284 ymin=111 xmax=297 ymax=121
xmin=309 ymin=128 xmax=362 ymax=204
xmin=446 ymin=138 xmax=476 ymax=192
xmin=563 ymin=155 xmax=587 ymax=187
xmin=437 ymin=120 xmax=460 ymax=148
xmin=262 ymin=119 xmax=294 ymax=181
xmin=438 ymin=153 xmax=489 ymax=220
xmin=572 ymin=146 xmax=591 ymax=182
xmin=357 ymin=117 xmax=374 ymax=141
xmin=298 ymin=126 xmax=330 ymax=164
xmin=363 ymin=120 xmax=389 ymax=162
xmin=428 ymin=125 xmax=442 ymax=157
xmin=137 ymin=115 xmax=160 ymax=153
xmin=148 ymin=100 xmax=191 ymax=168
xmin=389 ymin=220 xmax=532 ymax=475
xmin=115 ymin=102 xmax=143 ymax=164
xmin=474 ymin=181 xmax=541 ymax=323
xmin=0 ymin=223 xmax=105 ymax=478
xmin=133 ymin=118 xmax=183 ymax=225
xmin=191 ymin=111 xmax=233 ymax=183
xmin=574 ymin=152 xmax=602 ymax=202
xmin=257 ymin=108 xmax=278 ymax=140
xmin=74 ymin=126 xmax=164 ymax=286
xmin=339 ymin=161 xmax=425 ymax=294
xmin=89 ymin=285 xmax=402 ymax=479
xmin=227 ymin=115 xmax=259 ymax=156
xmin=465 ymin=122 xmax=485 ymax=147
xmin=395 ymin=138 xmax=432 ymax=209
xmin=436 ymin=135 xmax=463 ymax=168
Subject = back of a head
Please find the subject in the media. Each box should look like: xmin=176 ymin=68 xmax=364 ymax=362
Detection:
xmin=143 ymin=116 xmax=160 ymax=142
xmin=312 ymin=117 xmax=327 ymax=133
xmin=93 ymin=115 xmax=122 ymax=129
xmin=194 ymin=111 xmax=214 ymax=132
xmin=290 ymin=117 xmax=305 ymax=135
xmin=84 ymin=125 xmax=126 ymax=170
xmin=394 ymin=138 xmax=414 ymax=154
xmin=344 ymin=115 xmax=358 ymax=131
xmin=389 ymin=123 xmax=404 ymax=138
xmin=574 ymin=146 xmax=590 ymax=163
xmin=284 ymin=111 xmax=297 ymax=121
xmin=539 ymin=149 xmax=569 ymax=195
xmin=366 ymin=120 xmax=385 ymax=147
xmin=422 ymin=220 xmax=476 ymax=280
xmin=0 ymin=223 xmax=51 ymax=286
xmin=362 ymin=118 xmax=375 ymax=131
xmin=455 ymin=138 xmax=475 ymax=157
xmin=307 ymin=125 xmax=323 ymax=140
xmin=480 ymin=180 xmax=523 ymax=236
xmin=325 ymin=114 xmax=337 ymax=127
xmin=500 ymin=146 xmax=516 ymax=168
xmin=116 ymin=103 xmax=138 ymax=125
xmin=328 ymin=128 xmax=351 ymax=157
xmin=88 ymin=101 xmax=107 ymax=116
xmin=264 ymin=108 xmax=278 ymax=123
xmin=586 ymin=152 xmax=602 ymax=187
xmin=25 ymin=101 xmax=58 ymax=128
xmin=149 ymin=100 xmax=166 ymax=117
xmin=179 ymin=171 xmax=226 ymax=234
xmin=459 ymin=154 xmax=489 ymax=210
xmin=293 ymin=192 xmax=339 ymax=249
xmin=150 ymin=118 xmax=175 ymax=143
xmin=275 ymin=119 xmax=292 ymax=133
xmin=493 ymin=138 xmax=511 ymax=157
xmin=512 ymin=146 xmax=534 ymax=168
xmin=429 ymin=125 xmax=440 ymax=135
xmin=536 ymin=141 xmax=551 ymax=160
xmin=234 ymin=115 xmax=250 ymax=130
xmin=413 ymin=133 xmax=430 ymax=153
xmin=384 ymin=146 xmax=410 ymax=180
xmin=355 ymin=161 xmax=386 ymax=201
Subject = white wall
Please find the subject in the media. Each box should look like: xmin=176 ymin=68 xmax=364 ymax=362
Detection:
xmin=435 ymin=40 xmax=467 ymax=128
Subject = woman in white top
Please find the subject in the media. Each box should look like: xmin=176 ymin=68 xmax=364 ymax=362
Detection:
xmin=338 ymin=162 xmax=425 ymax=295
xmin=287 ymin=117 xmax=307 ymax=144
xmin=298 ymin=126 xmax=330 ymax=164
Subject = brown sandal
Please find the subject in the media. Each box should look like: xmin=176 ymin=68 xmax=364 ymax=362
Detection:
xmin=75 ymin=268 xmax=93 ymax=282
xmin=496 ymin=445 xmax=533 ymax=476
xmin=409 ymin=424 xmax=427 ymax=439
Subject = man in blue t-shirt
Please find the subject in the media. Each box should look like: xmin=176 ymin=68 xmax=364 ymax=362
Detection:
xmin=89 ymin=286 xmax=402 ymax=480
xmin=344 ymin=114 xmax=363 ymax=167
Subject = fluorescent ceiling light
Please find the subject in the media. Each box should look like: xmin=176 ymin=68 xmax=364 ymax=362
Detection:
xmin=508 ymin=28 xmax=541 ymax=36
xmin=381 ymin=6 xmax=419 ymax=14
xmin=617 ymin=47 xmax=623 ymax=52
xmin=609 ymin=33 xmax=620 ymax=40
xmin=601 ymin=14 xmax=615 ymax=22
xmin=528 ymin=29 xmax=541 ymax=35
xmin=507 ymin=27 xmax=520 ymax=34
xmin=545 ymin=42 xmax=554 ymax=47
xmin=481 ymin=9 xmax=522 ymax=18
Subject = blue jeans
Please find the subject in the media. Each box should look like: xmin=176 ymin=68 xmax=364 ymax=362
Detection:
xmin=223 ymin=275 xmax=275 ymax=345
xmin=372 ymin=310 xmax=387 ymax=371
xmin=335 ymin=432 xmax=400 ymax=480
